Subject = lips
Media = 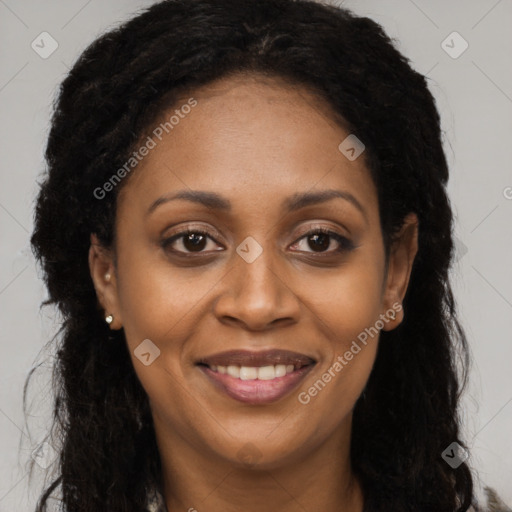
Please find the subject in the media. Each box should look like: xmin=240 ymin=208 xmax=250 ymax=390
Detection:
xmin=196 ymin=348 xmax=316 ymax=369
xmin=199 ymin=363 xmax=315 ymax=404
xmin=196 ymin=349 xmax=317 ymax=404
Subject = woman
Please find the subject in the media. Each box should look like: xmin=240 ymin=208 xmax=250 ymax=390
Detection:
xmin=28 ymin=0 xmax=496 ymax=510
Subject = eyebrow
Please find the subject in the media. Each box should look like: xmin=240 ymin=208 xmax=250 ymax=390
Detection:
xmin=146 ymin=189 xmax=368 ymax=222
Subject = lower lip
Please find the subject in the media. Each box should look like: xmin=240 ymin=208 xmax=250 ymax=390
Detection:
xmin=198 ymin=364 xmax=315 ymax=405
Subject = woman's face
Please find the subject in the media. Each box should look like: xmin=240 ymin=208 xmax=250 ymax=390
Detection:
xmin=90 ymin=73 xmax=418 ymax=470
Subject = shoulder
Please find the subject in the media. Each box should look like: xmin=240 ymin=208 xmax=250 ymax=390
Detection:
xmin=469 ymin=485 xmax=512 ymax=512
xmin=144 ymin=485 xmax=512 ymax=512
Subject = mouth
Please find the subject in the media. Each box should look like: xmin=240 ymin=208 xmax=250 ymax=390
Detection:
xmin=196 ymin=349 xmax=317 ymax=404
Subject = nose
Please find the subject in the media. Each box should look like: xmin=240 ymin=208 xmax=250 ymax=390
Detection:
xmin=212 ymin=245 xmax=301 ymax=331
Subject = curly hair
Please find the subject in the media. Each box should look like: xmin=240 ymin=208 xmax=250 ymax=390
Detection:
xmin=28 ymin=0 xmax=478 ymax=510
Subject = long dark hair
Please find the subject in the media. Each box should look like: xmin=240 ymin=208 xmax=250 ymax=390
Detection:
xmin=28 ymin=0 xmax=477 ymax=510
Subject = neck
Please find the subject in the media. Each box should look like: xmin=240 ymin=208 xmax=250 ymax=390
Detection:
xmin=153 ymin=413 xmax=365 ymax=512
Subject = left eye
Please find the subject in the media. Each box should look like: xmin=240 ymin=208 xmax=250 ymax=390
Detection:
xmin=290 ymin=229 xmax=354 ymax=254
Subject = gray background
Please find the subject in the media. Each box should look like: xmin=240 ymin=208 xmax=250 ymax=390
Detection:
xmin=1 ymin=0 xmax=511 ymax=509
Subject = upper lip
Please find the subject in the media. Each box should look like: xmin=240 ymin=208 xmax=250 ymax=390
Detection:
xmin=196 ymin=349 xmax=316 ymax=368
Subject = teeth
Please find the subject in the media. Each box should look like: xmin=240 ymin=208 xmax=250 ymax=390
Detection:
xmin=258 ymin=365 xmax=280 ymax=380
xmin=227 ymin=365 xmax=240 ymax=378
xmin=209 ymin=364 xmax=297 ymax=380
xmin=274 ymin=364 xmax=287 ymax=378
xmin=240 ymin=366 xmax=258 ymax=380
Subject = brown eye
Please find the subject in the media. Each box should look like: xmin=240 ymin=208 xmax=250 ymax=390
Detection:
xmin=161 ymin=230 xmax=223 ymax=254
xmin=290 ymin=228 xmax=355 ymax=254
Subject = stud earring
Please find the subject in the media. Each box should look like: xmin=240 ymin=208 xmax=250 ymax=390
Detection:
xmin=105 ymin=314 xmax=114 ymax=325
xmin=104 ymin=272 xmax=111 ymax=282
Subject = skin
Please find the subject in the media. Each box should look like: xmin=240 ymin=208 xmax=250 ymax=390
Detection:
xmin=89 ymin=73 xmax=418 ymax=512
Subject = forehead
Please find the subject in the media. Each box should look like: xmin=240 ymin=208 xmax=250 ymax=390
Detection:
xmin=117 ymin=73 xmax=377 ymax=224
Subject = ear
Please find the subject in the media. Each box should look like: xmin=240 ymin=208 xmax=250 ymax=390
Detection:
xmin=380 ymin=212 xmax=419 ymax=331
xmin=88 ymin=233 xmax=123 ymax=329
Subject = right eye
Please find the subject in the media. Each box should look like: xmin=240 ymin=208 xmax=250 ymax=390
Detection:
xmin=161 ymin=229 xmax=224 ymax=255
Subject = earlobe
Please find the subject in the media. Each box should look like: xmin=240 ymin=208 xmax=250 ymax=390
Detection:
xmin=88 ymin=233 xmax=123 ymax=329
xmin=381 ymin=212 xmax=419 ymax=331
xmin=381 ymin=300 xmax=404 ymax=331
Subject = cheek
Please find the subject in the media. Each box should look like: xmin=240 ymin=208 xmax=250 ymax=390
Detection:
xmin=294 ymin=275 xmax=381 ymax=438
xmin=300 ymin=255 xmax=384 ymax=349
xmin=116 ymin=249 xmax=217 ymax=347
xmin=295 ymin=340 xmax=376 ymax=446
xmin=294 ymin=252 xmax=383 ymax=404
xmin=114 ymin=256 xmax=211 ymax=421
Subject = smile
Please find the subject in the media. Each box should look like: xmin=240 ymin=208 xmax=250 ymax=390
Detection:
xmin=198 ymin=362 xmax=315 ymax=404
xmin=208 ymin=363 xmax=297 ymax=380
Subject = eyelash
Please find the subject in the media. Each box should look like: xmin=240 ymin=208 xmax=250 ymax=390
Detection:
xmin=160 ymin=227 xmax=355 ymax=257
